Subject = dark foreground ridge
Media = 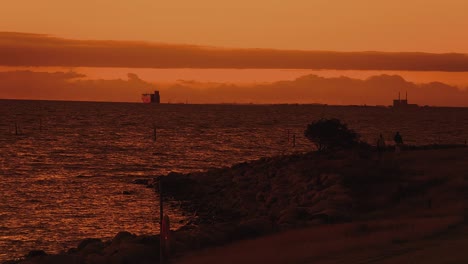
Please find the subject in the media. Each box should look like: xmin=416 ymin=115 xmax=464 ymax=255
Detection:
xmin=5 ymin=145 xmax=468 ymax=264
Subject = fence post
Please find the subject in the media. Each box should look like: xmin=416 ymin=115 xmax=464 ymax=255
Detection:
xmin=159 ymin=178 xmax=164 ymax=264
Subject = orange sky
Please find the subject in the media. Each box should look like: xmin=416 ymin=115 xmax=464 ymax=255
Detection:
xmin=1 ymin=1 xmax=468 ymax=105
xmin=1 ymin=0 xmax=468 ymax=53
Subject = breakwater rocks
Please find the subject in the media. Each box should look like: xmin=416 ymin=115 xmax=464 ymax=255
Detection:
xmin=158 ymin=150 xmax=405 ymax=233
xmin=141 ymin=146 xmax=468 ymax=257
xmin=9 ymin=146 xmax=465 ymax=264
xmin=4 ymin=231 xmax=160 ymax=264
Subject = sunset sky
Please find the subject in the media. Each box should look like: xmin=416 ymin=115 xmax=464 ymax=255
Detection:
xmin=2 ymin=0 xmax=468 ymax=52
xmin=1 ymin=0 xmax=468 ymax=104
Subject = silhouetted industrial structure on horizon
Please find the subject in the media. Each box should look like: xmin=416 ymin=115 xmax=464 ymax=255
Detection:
xmin=142 ymin=91 xmax=160 ymax=104
xmin=393 ymin=92 xmax=418 ymax=108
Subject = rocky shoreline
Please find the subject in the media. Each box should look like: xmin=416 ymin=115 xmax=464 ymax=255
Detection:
xmin=5 ymin=144 xmax=467 ymax=264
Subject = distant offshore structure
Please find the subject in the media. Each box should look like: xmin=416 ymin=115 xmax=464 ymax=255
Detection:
xmin=392 ymin=92 xmax=418 ymax=109
xmin=142 ymin=91 xmax=160 ymax=104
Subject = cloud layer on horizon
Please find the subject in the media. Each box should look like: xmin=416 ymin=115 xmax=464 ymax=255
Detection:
xmin=1 ymin=70 xmax=468 ymax=107
xmin=163 ymin=75 xmax=468 ymax=106
xmin=2 ymin=32 xmax=468 ymax=71
xmin=0 ymin=70 xmax=153 ymax=102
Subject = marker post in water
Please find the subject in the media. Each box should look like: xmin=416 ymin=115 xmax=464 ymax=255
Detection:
xmin=158 ymin=177 xmax=171 ymax=263
xmin=159 ymin=178 xmax=164 ymax=264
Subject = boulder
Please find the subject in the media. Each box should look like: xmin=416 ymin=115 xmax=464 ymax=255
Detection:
xmin=77 ymin=238 xmax=104 ymax=255
xmin=29 ymin=254 xmax=82 ymax=264
xmin=132 ymin=179 xmax=150 ymax=185
xmin=112 ymin=232 xmax=136 ymax=245
xmin=25 ymin=250 xmax=47 ymax=258
xmin=77 ymin=238 xmax=102 ymax=251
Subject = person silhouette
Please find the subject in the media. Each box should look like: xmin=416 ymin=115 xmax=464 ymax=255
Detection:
xmin=394 ymin=132 xmax=403 ymax=153
xmin=394 ymin=132 xmax=403 ymax=145
xmin=377 ymin=134 xmax=386 ymax=159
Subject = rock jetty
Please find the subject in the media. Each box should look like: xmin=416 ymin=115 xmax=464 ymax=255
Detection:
xmin=6 ymin=146 xmax=468 ymax=264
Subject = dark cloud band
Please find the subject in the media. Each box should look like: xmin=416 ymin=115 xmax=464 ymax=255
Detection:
xmin=1 ymin=32 xmax=468 ymax=71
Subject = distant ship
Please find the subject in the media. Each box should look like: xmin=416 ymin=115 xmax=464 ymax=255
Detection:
xmin=142 ymin=91 xmax=160 ymax=104
xmin=392 ymin=92 xmax=418 ymax=109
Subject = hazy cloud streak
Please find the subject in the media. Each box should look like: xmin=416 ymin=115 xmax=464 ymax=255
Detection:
xmin=2 ymin=32 xmax=468 ymax=71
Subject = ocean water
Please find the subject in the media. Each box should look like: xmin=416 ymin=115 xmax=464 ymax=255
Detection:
xmin=1 ymin=100 xmax=468 ymax=261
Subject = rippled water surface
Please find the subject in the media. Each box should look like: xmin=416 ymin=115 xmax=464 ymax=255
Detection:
xmin=1 ymin=100 xmax=468 ymax=261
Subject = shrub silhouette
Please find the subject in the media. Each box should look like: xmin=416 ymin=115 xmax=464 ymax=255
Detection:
xmin=304 ymin=118 xmax=359 ymax=151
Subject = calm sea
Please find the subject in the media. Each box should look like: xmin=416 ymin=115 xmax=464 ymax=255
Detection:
xmin=1 ymin=100 xmax=467 ymax=261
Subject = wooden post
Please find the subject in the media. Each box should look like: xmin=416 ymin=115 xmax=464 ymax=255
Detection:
xmin=162 ymin=215 xmax=170 ymax=258
xmin=159 ymin=179 xmax=164 ymax=264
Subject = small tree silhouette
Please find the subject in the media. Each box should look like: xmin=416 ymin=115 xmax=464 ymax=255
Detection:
xmin=304 ymin=118 xmax=359 ymax=151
